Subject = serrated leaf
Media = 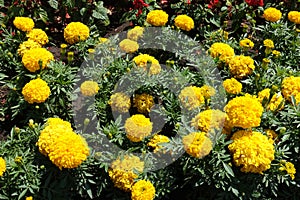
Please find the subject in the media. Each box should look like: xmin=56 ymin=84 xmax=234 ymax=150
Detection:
xmin=48 ymin=0 xmax=58 ymax=9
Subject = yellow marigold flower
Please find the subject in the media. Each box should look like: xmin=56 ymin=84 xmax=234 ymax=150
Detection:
xmin=80 ymin=80 xmax=99 ymax=96
xmin=25 ymin=197 xmax=33 ymax=200
xmin=109 ymin=92 xmax=131 ymax=113
xmin=272 ymin=50 xmax=281 ymax=57
xmin=281 ymin=76 xmax=300 ymax=103
xmin=191 ymin=109 xmax=227 ymax=133
xmin=119 ymin=39 xmax=139 ymax=53
xmin=279 ymin=161 xmax=296 ymax=180
xmin=228 ymin=130 xmax=275 ymax=174
xmin=295 ymin=93 xmax=300 ymax=105
xmin=17 ymin=40 xmax=41 ymax=57
xmin=133 ymin=93 xmax=154 ymax=114
xmin=200 ymin=85 xmax=216 ymax=99
xmin=127 ymin=26 xmax=144 ymax=41
xmin=64 ymin=22 xmax=90 ymax=44
xmin=0 ymin=157 xmax=6 ymax=176
xmin=209 ymin=42 xmax=235 ymax=63
xmin=13 ymin=17 xmax=34 ymax=32
xmin=131 ymin=180 xmax=156 ymax=200
xmin=263 ymin=39 xmax=274 ymax=49
xmin=224 ymin=94 xmax=263 ymax=129
xmin=182 ymin=132 xmax=213 ymax=158
xmin=99 ymin=37 xmax=108 ymax=43
xmin=174 ymin=14 xmax=194 ymax=31
xmin=223 ymin=78 xmax=242 ymax=94
xmin=22 ymin=78 xmax=50 ymax=104
xmin=179 ymin=86 xmax=205 ymax=110
xmin=267 ymin=92 xmax=284 ymax=111
xmin=239 ymin=38 xmax=254 ymax=49
xmin=147 ymin=134 xmax=170 ymax=153
xmin=288 ymin=11 xmax=300 ymax=24
xmin=146 ymin=10 xmax=168 ymax=26
xmin=27 ymin=29 xmax=49 ymax=45
xmin=257 ymin=88 xmax=271 ymax=103
xmin=125 ymin=114 xmax=152 ymax=142
xmin=14 ymin=156 xmax=22 ymax=163
xmin=229 ymin=55 xmax=255 ymax=79
xmin=22 ymin=48 xmax=54 ymax=72
xmin=263 ymin=7 xmax=282 ymax=22
xmin=133 ymin=54 xmax=161 ymax=75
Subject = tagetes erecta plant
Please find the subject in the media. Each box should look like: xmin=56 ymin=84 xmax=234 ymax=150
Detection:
xmin=109 ymin=92 xmax=131 ymax=113
xmin=0 ymin=157 xmax=6 ymax=176
xmin=146 ymin=10 xmax=168 ymax=26
xmin=124 ymin=114 xmax=152 ymax=142
xmin=131 ymin=180 xmax=156 ymax=200
xmin=133 ymin=54 xmax=161 ymax=75
xmin=13 ymin=17 xmax=34 ymax=32
xmin=80 ymin=80 xmax=99 ymax=96
xmin=64 ymin=22 xmax=90 ymax=44
xmin=174 ymin=14 xmax=194 ymax=31
xmin=22 ymin=78 xmax=51 ymax=104
xmin=26 ymin=29 xmax=49 ymax=45
xmin=22 ymin=48 xmax=54 ymax=72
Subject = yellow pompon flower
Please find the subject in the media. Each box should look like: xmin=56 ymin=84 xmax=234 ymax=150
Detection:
xmin=27 ymin=29 xmax=49 ymax=45
xmin=174 ymin=14 xmax=194 ymax=31
xmin=17 ymin=40 xmax=41 ymax=57
xmin=229 ymin=55 xmax=255 ymax=79
xmin=257 ymin=88 xmax=271 ymax=103
xmin=133 ymin=54 xmax=161 ymax=75
xmin=64 ymin=22 xmax=90 ymax=44
xmin=279 ymin=161 xmax=296 ymax=180
xmin=200 ymin=85 xmax=216 ymax=99
xmin=191 ymin=109 xmax=227 ymax=133
xmin=147 ymin=134 xmax=170 ymax=153
xmin=109 ymin=155 xmax=144 ymax=192
xmin=13 ymin=17 xmax=34 ymax=32
xmin=228 ymin=130 xmax=275 ymax=174
xmin=263 ymin=7 xmax=282 ymax=22
xmin=127 ymin=26 xmax=144 ymax=41
xmin=131 ymin=180 xmax=156 ymax=200
xmin=25 ymin=197 xmax=33 ymax=200
xmin=263 ymin=39 xmax=274 ymax=49
xmin=119 ymin=39 xmax=139 ymax=53
xmin=182 ymin=132 xmax=213 ymax=159
xmin=125 ymin=114 xmax=152 ymax=142
xmin=288 ymin=11 xmax=300 ymax=24
xmin=0 ymin=157 xmax=6 ymax=176
xmin=223 ymin=78 xmax=242 ymax=94
xmin=224 ymin=94 xmax=263 ymax=129
xmin=146 ymin=10 xmax=168 ymax=26
xmin=22 ymin=78 xmax=50 ymax=104
xmin=209 ymin=42 xmax=235 ymax=64
xmin=109 ymin=92 xmax=131 ymax=113
xmin=179 ymin=86 xmax=205 ymax=110
xmin=281 ymin=76 xmax=300 ymax=103
xmin=133 ymin=93 xmax=154 ymax=114
xmin=272 ymin=50 xmax=281 ymax=57
xmin=239 ymin=38 xmax=254 ymax=49
xmin=80 ymin=80 xmax=99 ymax=96
xmin=22 ymin=48 xmax=54 ymax=72
xmin=267 ymin=93 xmax=284 ymax=111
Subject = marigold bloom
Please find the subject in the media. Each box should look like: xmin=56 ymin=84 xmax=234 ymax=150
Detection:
xmin=147 ymin=134 xmax=170 ymax=153
xmin=80 ymin=80 xmax=99 ymax=96
xmin=27 ymin=29 xmax=49 ymax=45
xmin=281 ymin=76 xmax=300 ymax=103
xmin=257 ymin=88 xmax=271 ymax=103
xmin=64 ymin=22 xmax=90 ymax=44
xmin=239 ymin=38 xmax=254 ymax=49
xmin=228 ymin=130 xmax=275 ymax=174
xmin=146 ymin=10 xmax=168 ymax=26
xmin=263 ymin=7 xmax=282 ymax=22
xmin=179 ymin=86 xmax=205 ymax=110
xmin=13 ymin=17 xmax=34 ymax=32
xmin=131 ymin=180 xmax=156 ymax=200
xmin=127 ymin=26 xmax=144 ymax=41
xmin=0 ymin=157 xmax=6 ymax=176
xmin=209 ymin=42 xmax=235 ymax=63
xmin=174 ymin=14 xmax=194 ymax=31
xmin=182 ymin=132 xmax=213 ymax=158
xmin=125 ymin=114 xmax=152 ymax=142
xmin=288 ymin=11 xmax=300 ymax=24
xmin=25 ymin=197 xmax=33 ymax=200
xmin=229 ymin=55 xmax=255 ymax=79
xmin=119 ymin=39 xmax=139 ymax=53
xmin=263 ymin=39 xmax=274 ymax=49
xmin=133 ymin=54 xmax=161 ymax=75
xmin=99 ymin=37 xmax=108 ymax=43
xmin=22 ymin=78 xmax=51 ymax=104
xmin=272 ymin=50 xmax=281 ymax=57
xmin=133 ymin=93 xmax=154 ymax=114
xmin=200 ymin=85 xmax=216 ymax=99
xmin=17 ymin=40 xmax=41 ymax=56
xmin=224 ymin=94 xmax=263 ymax=129
xmin=279 ymin=161 xmax=296 ymax=180
xmin=267 ymin=93 xmax=284 ymax=111
xmin=22 ymin=48 xmax=54 ymax=72
xmin=109 ymin=92 xmax=131 ymax=113
xmin=223 ymin=78 xmax=242 ymax=94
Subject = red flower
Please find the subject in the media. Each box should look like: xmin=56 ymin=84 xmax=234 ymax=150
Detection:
xmin=208 ymin=0 xmax=219 ymax=9
xmin=133 ymin=0 xmax=149 ymax=17
xmin=245 ymin=0 xmax=264 ymax=6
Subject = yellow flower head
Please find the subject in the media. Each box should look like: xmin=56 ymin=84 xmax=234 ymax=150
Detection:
xmin=13 ymin=17 xmax=34 ymax=32
xmin=146 ymin=10 xmax=168 ymax=26
xmin=267 ymin=92 xmax=284 ymax=111
xmin=22 ymin=48 xmax=54 ymax=72
xmin=272 ymin=50 xmax=281 ymax=57
xmin=223 ymin=78 xmax=242 ymax=94
xmin=25 ymin=197 xmax=33 ymax=200
xmin=281 ymin=76 xmax=300 ymax=103
xmin=133 ymin=54 xmax=161 ymax=75
xmin=131 ymin=180 xmax=156 ymax=200
xmin=109 ymin=92 xmax=131 ymax=113
xmin=209 ymin=42 xmax=235 ymax=63
xmin=125 ymin=114 xmax=152 ymax=142
xmin=228 ymin=130 xmax=275 ymax=174
xmin=119 ymin=39 xmax=139 ymax=53
xmin=263 ymin=39 xmax=274 ymax=49
xmin=27 ymin=29 xmax=49 ymax=45
xmin=224 ymin=94 xmax=263 ymax=129
xmin=0 ymin=157 xmax=6 ymax=176
xmin=257 ymin=88 xmax=271 ymax=103
xmin=239 ymin=38 xmax=254 ymax=49
xmin=288 ymin=11 xmax=300 ymax=24
xmin=279 ymin=161 xmax=296 ymax=180
xmin=182 ymin=132 xmax=213 ymax=158
xmin=17 ymin=40 xmax=41 ymax=57
xmin=99 ymin=37 xmax=108 ymax=43
xmin=127 ymin=26 xmax=144 ymax=41
xmin=80 ymin=80 xmax=99 ymax=96
xmin=179 ymin=86 xmax=205 ymax=110
xmin=229 ymin=55 xmax=255 ymax=79
xmin=64 ymin=22 xmax=90 ymax=44
xmin=133 ymin=93 xmax=154 ymax=114
xmin=263 ymin=7 xmax=282 ymax=22
xmin=22 ymin=78 xmax=51 ymax=104
xmin=147 ymin=134 xmax=170 ymax=153
xmin=200 ymin=85 xmax=216 ymax=99
xmin=174 ymin=14 xmax=194 ymax=31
